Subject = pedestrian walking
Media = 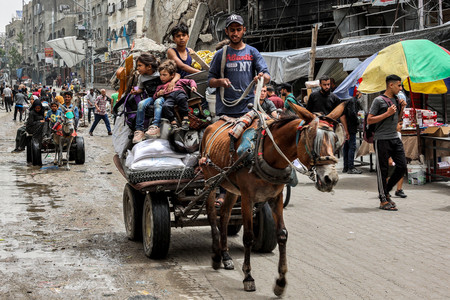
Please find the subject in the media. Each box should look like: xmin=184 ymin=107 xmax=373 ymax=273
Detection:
xmin=13 ymin=88 xmax=29 ymax=122
xmin=89 ymin=89 xmax=112 ymax=136
xmin=367 ymin=74 xmax=407 ymax=211
xmin=85 ymin=88 xmax=96 ymax=123
xmin=3 ymin=85 xmax=13 ymax=112
xmin=343 ymin=91 xmax=363 ymax=174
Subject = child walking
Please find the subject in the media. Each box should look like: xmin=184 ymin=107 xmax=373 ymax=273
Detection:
xmin=132 ymin=53 xmax=180 ymax=143
xmin=155 ymin=60 xmax=197 ymax=130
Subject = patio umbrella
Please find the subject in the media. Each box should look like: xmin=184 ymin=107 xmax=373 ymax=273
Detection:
xmin=358 ymin=39 xmax=450 ymax=95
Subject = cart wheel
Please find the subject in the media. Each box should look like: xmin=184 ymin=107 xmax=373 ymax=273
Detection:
xmin=26 ymin=137 xmax=32 ymax=163
xmin=142 ymin=193 xmax=171 ymax=259
xmin=123 ymin=184 xmax=144 ymax=241
xmin=74 ymin=136 xmax=85 ymax=164
xmin=283 ymin=185 xmax=291 ymax=208
xmin=227 ymin=224 xmax=242 ymax=236
xmin=252 ymin=202 xmax=277 ymax=253
xmin=31 ymin=139 xmax=42 ymax=166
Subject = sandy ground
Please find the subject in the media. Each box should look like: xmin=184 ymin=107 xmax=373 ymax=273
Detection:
xmin=0 ymin=107 xmax=449 ymax=300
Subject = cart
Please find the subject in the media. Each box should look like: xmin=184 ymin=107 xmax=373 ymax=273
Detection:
xmin=26 ymin=132 xmax=85 ymax=166
xmin=114 ymin=153 xmax=279 ymax=259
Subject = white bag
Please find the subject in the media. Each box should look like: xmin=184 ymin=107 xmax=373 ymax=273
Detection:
xmin=131 ymin=139 xmax=185 ymax=162
xmin=130 ymin=157 xmax=185 ymax=171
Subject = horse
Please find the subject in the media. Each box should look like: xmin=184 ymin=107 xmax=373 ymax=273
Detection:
xmin=53 ymin=106 xmax=76 ymax=170
xmin=200 ymin=102 xmax=345 ymax=296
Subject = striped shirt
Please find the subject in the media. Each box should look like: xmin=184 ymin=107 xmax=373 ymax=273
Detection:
xmin=95 ymin=95 xmax=108 ymax=115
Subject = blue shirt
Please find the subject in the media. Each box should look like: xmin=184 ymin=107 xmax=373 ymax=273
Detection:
xmin=57 ymin=104 xmax=79 ymax=121
xmin=208 ymin=45 xmax=269 ymax=117
xmin=46 ymin=110 xmax=58 ymax=125
xmin=172 ymin=48 xmax=192 ymax=79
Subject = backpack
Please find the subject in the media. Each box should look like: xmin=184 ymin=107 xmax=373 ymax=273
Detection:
xmin=363 ymin=95 xmax=395 ymax=143
xmin=114 ymin=92 xmax=148 ymax=130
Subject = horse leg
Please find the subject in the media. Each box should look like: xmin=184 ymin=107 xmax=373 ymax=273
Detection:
xmin=53 ymin=136 xmax=58 ymax=165
xmin=58 ymin=138 xmax=63 ymax=167
xmin=270 ymin=193 xmax=288 ymax=296
xmin=219 ymin=192 xmax=238 ymax=270
xmin=65 ymin=137 xmax=73 ymax=170
xmin=205 ymin=188 xmax=221 ymax=270
xmin=241 ymin=192 xmax=256 ymax=292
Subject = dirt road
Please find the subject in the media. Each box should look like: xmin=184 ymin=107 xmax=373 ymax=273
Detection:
xmin=0 ymin=109 xmax=449 ymax=299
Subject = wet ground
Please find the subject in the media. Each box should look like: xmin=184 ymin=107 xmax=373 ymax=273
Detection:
xmin=0 ymin=108 xmax=449 ymax=299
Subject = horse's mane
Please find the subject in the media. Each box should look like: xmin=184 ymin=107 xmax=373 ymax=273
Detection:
xmin=268 ymin=115 xmax=299 ymax=130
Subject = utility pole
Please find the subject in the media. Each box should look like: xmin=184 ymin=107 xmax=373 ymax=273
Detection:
xmin=65 ymin=0 xmax=94 ymax=89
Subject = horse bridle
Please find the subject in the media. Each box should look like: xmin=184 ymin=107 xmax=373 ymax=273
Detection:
xmin=296 ymin=116 xmax=343 ymax=166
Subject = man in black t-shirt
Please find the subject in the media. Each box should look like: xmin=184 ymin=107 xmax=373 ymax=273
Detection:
xmin=307 ymin=75 xmax=349 ymax=139
xmin=306 ymin=75 xmax=341 ymax=115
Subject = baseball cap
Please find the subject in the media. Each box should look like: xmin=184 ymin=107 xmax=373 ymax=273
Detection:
xmin=226 ymin=14 xmax=244 ymax=28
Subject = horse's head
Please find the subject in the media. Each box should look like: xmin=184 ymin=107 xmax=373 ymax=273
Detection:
xmin=289 ymin=102 xmax=346 ymax=192
xmin=59 ymin=105 xmax=75 ymax=136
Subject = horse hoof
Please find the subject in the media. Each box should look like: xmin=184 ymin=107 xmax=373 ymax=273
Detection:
xmin=223 ymin=259 xmax=234 ymax=270
xmin=212 ymin=257 xmax=221 ymax=270
xmin=243 ymin=280 xmax=256 ymax=292
xmin=274 ymin=283 xmax=286 ymax=297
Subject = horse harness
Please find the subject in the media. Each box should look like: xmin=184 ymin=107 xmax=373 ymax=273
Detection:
xmin=297 ymin=115 xmax=344 ymax=166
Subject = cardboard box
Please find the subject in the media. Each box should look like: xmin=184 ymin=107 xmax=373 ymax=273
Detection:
xmin=422 ymin=126 xmax=450 ymax=137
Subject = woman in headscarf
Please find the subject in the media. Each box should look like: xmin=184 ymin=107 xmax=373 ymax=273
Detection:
xmin=12 ymin=100 xmax=46 ymax=153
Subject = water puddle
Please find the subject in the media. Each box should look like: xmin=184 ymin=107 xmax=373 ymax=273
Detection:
xmin=0 ymin=163 xmax=62 ymax=227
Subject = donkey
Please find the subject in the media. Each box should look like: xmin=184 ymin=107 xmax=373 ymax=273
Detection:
xmin=53 ymin=106 xmax=76 ymax=170
xmin=200 ymin=102 xmax=345 ymax=296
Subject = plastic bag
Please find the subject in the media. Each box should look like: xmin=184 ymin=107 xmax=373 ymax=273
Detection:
xmin=132 ymin=139 xmax=185 ymax=162
xmin=130 ymin=157 xmax=185 ymax=171
xmin=112 ymin=114 xmax=132 ymax=156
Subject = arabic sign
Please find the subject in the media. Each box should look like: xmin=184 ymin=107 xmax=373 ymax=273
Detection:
xmin=44 ymin=48 xmax=54 ymax=57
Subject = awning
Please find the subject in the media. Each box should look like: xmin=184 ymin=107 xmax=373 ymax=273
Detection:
xmin=261 ymin=22 xmax=450 ymax=84
xmin=46 ymin=37 xmax=85 ymax=68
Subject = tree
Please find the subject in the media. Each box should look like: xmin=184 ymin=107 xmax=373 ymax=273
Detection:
xmin=16 ymin=32 xmax=24 ymax=45
xmin=8 ymin=47 xmax=23 ymax=70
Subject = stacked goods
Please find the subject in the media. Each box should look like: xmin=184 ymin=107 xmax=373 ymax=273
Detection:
xmin=192 ymin=50 xmax=216 ymax=70
xmin=402 ymin=108 xmax=437 ymax=129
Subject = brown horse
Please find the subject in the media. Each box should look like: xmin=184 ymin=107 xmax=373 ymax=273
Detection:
xmin=200 ymin=102 xmax=345 ymax=296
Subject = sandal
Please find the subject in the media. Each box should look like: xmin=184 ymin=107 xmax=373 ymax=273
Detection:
xmin=379 ymin=201 xmax=398 ymax=211
xmin=215 ymin=194 xmax=225 ymax=208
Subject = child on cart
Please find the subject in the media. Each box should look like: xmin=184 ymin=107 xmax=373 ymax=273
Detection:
xmin=155 ymin=60 xmax=197 ymax=131
xmin=132 ymin=53 xmax=181 ymax=143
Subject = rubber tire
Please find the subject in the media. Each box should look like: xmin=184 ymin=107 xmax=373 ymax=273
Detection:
xmin=283 ymin=185 xmax=291 ymax=208
xmin=31 ymin=139 xmax=42 ymax=166
xmin=227 ymin=224 xmax=242 ymax=236
xmin=26 ymin=137 xmax=32 ymax=163
xmin=252 ymin=202 xmax=277 ymax=253
xmin=142 ymin=193 xmax=171 ymax=259
xmin=74 ymin=136 xmax=85 ymax=164
xmin=122 ymin=184 xmax=144 ymax=241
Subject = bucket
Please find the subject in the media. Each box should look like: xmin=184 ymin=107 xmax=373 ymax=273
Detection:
xmin=206 ymin=93 xmax=216 ymax=116
xmin=160 ymin=118 xmax=170 ymax=140
xmin=407 ymin=164 xmax=426 ymax=185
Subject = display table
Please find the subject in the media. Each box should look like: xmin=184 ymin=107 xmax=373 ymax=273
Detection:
xmin=421 ymin=136 xmax=450 ymax=181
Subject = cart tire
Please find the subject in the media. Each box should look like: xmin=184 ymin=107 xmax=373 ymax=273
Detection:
xmin=123 ymin=184 xmax=144 ymax=241
xmin=26 ymin=137 xmax=32 ymax=163
xmin=142 ymin=193 xmax=171 ymax=259
xmin=74 ymin=136 xmax=85 ymax=164
xmin=252 ymin=202 xmax=277 ymax=253
xmin=227 ymin=224 xmax=242 ymax=236
xmin=283 ymin=185 xmax=291 ymax=208
xmin=31 ymin=139 xmax=42 ymax=166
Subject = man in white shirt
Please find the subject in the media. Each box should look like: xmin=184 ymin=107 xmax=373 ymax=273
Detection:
xmin=85 ymin=88 xmax=96 ymax=123
xmin=3 ymin=85 xmax=13 ymax=112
